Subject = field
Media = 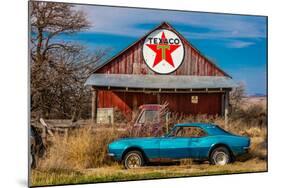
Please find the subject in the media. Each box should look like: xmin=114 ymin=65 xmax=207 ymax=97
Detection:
xmin=30 ymin=96 xmax=267 ymax=187
xmin=32 ymin=159 xmax=266 ymax=186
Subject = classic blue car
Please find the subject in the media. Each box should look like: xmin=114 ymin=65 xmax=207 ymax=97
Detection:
xmin=108 ymin=123 xmax=250 ymax=169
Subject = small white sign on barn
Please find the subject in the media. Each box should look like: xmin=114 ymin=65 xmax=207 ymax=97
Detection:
xmin=97 ymin=108 xmax=114 ymax=124
xmin=191 ymin=96 xmax=199 ymax=104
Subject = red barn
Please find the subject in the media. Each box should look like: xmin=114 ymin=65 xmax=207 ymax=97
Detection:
xmin=85 ymin=22 xmax=236 ymax=123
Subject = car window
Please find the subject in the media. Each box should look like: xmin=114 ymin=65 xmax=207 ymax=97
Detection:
xmin=175 ymin=127 xmax=207 ymax=137
xmin=138 ymin=110 xmax=159 ymax=124
xmin=214 ymin=125 xmax=232 ymax=135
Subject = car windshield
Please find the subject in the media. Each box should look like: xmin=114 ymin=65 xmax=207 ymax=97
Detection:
xmin=166 ymin=126 xmax=179 ymax=137
xmin=138 ymin=110 xmax=159 ymax=124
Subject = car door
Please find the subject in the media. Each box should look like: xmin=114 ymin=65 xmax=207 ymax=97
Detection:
xmin=187 ymin=127 xmax=209 ymax=158
xmin=159 ymin=127 xmax=192 ymax=159
xmin=189 ymin=137 xmax=210 ymax=158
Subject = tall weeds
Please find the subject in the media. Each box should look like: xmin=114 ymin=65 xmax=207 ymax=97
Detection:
xmin=37 ymin=102 xmax=267 ymax=171
xmin=39 ymin=127 xmax=124 ymax=170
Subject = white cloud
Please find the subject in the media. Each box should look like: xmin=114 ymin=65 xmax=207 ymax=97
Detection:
xmin=226 ymin=40 xmax=255 ymax=48
xmin=75 ymin=4 xmax=266 ymax=48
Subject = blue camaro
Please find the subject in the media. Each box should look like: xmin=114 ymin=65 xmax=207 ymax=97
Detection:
xmin=108 ymin=123 xmax=250 ymax=169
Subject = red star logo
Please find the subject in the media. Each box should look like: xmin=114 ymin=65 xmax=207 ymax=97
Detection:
xmin=146 ymin=32 xmax=180 ymax=68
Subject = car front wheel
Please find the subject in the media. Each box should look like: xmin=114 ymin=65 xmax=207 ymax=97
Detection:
xmin=210 ymin=146 xmax=231 ymax=165
xmin=123 ymin=150 xmax=144 ymax=169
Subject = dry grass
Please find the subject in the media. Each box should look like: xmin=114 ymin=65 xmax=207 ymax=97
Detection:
xmin=31 ymin=159 xmax=267 ymax=186
xmin=38 ymin=127 xmax=124 ymax=171
xmin=31 ymin=101 xmax=267 ymax=186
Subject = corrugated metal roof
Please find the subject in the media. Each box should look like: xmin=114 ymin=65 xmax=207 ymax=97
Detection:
xmin=85 ymin=74 xmax=237 ymax=89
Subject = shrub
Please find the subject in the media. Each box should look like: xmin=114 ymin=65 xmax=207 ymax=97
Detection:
xmin=231 ymin=103 xmax=267 ymax=128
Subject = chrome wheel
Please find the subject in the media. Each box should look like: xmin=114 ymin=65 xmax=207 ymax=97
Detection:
xmin=124 ymin=151 xmax=143 ymax=169
xmin=210 ymin=146 xmax=231 ymax=165
xmin=213 ymin=151 xmax=229 ymax=165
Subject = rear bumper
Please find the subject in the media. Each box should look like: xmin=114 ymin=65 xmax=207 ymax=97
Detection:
xmin=108 ymin=153 xmax=116 ymax=157
xmin=232 ymin=146 xmax=250 ymax=157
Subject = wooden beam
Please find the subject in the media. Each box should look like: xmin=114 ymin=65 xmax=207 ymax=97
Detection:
xmin=157 ymin=93 xmax=161 ymax=104
xmin=132 ymin=95 xmax=138 ymax=120
xmin=221 ymin=93 xmax=225 ymax=116
xmin=103 ymin=88 xmax=226 ymax=94
xmin=94 ymin=86 xmax=230 ymax=93
xmin=91 ymin=87 xmax=97 ymax=125
xmin=224 ymin=91 xmax=229 ymax=126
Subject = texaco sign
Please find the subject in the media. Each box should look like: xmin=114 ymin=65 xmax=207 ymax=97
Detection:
xmin=143 ymin=29 xmax=184 ymax=74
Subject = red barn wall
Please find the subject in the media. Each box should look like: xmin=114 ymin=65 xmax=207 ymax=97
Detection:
xmin=98 ymin=90 xmax=222 ymax=120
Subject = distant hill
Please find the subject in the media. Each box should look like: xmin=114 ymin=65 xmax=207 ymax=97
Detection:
xmin=241 ymin=95 xmax=267 ymax=110
xmin=248 ymin=93 xmax=267 ymax=97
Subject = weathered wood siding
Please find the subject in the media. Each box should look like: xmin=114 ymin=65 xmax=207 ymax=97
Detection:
xmin=97 ymin=90 xmax=222 ymax=120
xmin=96 ymin=24 xmax=227 ymax=77
xmin=94 ymin=23 xmax=228 ymax=120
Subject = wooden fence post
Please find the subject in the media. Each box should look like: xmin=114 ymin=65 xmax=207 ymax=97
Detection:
xmin=132 ymin=95 xmax=138 ymax=120
xmin=92 ymin=87 xmax=97 ymax=125
xmin=224 ymin=91 xmax=229 ymax=126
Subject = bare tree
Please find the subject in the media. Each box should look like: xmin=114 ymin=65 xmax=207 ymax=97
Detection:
xmin=30 ymin=2 xmax=89 ymax=63
xmin=230 ymin=82 xmax=245 ymax=112
xmin=30 ymin=2 xmax=107 ymax=120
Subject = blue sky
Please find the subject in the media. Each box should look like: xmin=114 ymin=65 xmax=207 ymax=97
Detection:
xmin=58 ymin=5 xmax=267 ymax=95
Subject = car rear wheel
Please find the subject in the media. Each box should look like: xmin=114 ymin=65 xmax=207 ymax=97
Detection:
xmin=123 ymin=151 xmax=144 ymax=169
xmin=210 ymin=146 xmax=230 ymax=165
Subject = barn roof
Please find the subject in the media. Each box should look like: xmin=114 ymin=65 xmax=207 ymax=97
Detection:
xmin=85 ymin=74 xmax=237 ymax=89
xmin=92 ymin=22 xmax=231 ymax=78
